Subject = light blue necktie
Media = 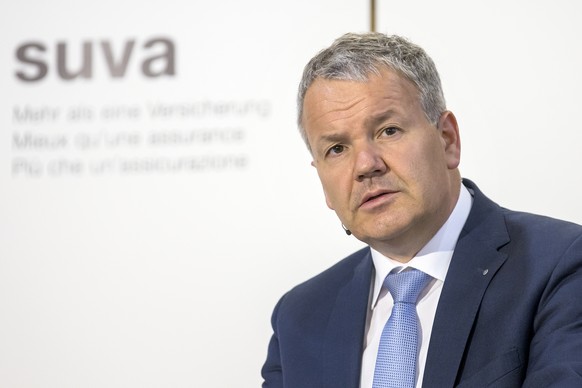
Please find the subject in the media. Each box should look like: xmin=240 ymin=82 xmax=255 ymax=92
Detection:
xmin=372 ymin=269 xmax=432 ymax=388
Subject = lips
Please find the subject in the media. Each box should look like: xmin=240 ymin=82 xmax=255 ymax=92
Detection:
xmin=359 ymin=189 xmax=397 ymax=208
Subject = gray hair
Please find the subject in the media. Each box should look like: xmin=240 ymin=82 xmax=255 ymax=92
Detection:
xmin=297 ymin=32 xmax=446 ymax=151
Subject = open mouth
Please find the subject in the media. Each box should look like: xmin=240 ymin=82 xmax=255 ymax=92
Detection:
xmin=367 ymin=193 xmax=387 ymax=202
xmin=360 ymin=190 xmax=396 ymax=208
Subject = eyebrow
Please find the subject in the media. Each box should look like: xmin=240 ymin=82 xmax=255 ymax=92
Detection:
xmin=314 ymin=132 xmax=346 ymax=152
xmin=364 ymin=109 xmax=398 ymax=128
xmin=318 ymin=132 xmax=346 ymax=144
xmin=312 ymin=109 xmax=401 ymax=155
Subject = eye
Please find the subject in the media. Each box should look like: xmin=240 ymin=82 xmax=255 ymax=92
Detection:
xmin=380 ymin=126 xmax=399 ymax=137
xmin=327 ymin=144 xmax=345 ymax=156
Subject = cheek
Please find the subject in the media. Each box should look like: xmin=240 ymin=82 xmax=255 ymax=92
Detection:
xmin=396 ymin=142 xmax=443 ymax=195
xmin=412 ymin=146 xmax=451 ymax=202
xmin=318 ymin=170 xmax=349 ymax=211
xmin=320 ymin=180 xmax=335 ymax=210
xmin=412 ymin=137 xmax=448 ymax=173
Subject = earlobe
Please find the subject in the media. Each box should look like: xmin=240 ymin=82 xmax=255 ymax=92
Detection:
xmin=438 ymin=111 xmax=461 ymax=169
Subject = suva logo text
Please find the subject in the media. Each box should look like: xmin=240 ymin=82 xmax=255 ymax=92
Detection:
xmin=14 ymin=37 xmax=176 ymax=82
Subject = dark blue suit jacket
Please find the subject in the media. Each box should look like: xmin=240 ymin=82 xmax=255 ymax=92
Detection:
xmin=262 ymin=180 xmax=582 ymax=387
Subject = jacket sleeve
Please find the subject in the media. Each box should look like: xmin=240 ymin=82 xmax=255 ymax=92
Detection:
xmin=523 ymin=233 xmax=582 ymax=387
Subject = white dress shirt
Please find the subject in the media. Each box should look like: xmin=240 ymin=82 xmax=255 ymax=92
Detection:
xmin=359 ymin=184 xmax=473 ymax=388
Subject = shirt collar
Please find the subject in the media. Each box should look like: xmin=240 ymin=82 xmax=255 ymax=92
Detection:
xmin=369 ymin=183 xmax=473 ymax=309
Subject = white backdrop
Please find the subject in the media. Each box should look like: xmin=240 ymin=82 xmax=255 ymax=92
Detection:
xmin=1 ymin=1 xmax=581 ymax=387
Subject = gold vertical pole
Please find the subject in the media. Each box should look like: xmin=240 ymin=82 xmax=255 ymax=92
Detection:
xmin=370 ymin=0 xmax=377 ymax=32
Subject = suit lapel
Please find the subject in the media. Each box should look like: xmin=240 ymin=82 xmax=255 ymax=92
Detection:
xmin=322 ymin=250 xmax=373 ymax=388
xmin=423 ymin=180 xmax=510 ymax=387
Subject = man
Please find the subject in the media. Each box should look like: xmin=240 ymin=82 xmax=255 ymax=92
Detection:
xmin=262 ymin=32 xmax=582 ymax=387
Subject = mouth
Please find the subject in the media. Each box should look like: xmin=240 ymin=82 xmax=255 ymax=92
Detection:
xmin=359 ymin=189 xmax=398 ymax=209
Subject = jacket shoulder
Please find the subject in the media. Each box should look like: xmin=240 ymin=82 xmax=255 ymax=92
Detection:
xmin=283 ymin=246 xmax=371 ymax=304
xmin=501 ymin=208 xmax=582 ymax=252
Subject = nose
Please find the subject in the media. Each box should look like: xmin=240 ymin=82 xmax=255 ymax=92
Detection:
xmin=353 ymin=142 xmax=387 ymax=181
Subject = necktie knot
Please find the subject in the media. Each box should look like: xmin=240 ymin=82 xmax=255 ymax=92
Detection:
xmin=385 ymin=269 xmax=432 ymax=305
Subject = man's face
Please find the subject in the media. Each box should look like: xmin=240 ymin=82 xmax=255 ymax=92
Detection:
xmin=302 ymin=68 xmax=461 ymax=261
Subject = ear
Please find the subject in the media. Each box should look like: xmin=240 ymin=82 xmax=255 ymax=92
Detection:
xmin=311 ymin=160 xmax=335 ymax=210
xmin=438 ymin=111 xmax=461 ymax=170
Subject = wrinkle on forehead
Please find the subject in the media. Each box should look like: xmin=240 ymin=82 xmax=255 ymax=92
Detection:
xmin=302 ymin=71 xmax=420 ymax=130
xmin=304 ymin=95 xmax=408 ymax=132
xmin=303 ymin=81 xmax=366 ymax=126
xmin=314 ymin=98 xmax=369 ymax=127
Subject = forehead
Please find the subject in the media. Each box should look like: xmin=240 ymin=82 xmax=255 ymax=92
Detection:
xmin=302 ymin=68 xmax=421 ymax=128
